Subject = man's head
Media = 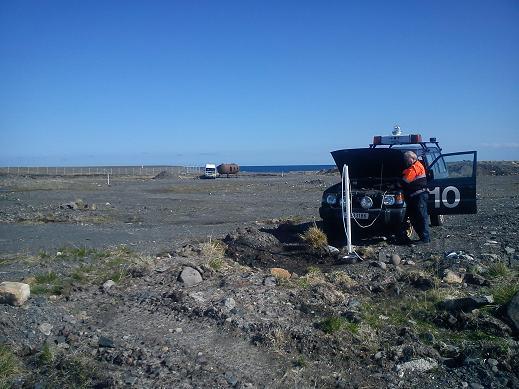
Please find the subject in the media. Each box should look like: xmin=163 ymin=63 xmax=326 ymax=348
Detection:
xmin=403 ymin=151 xmax=417 ymax=167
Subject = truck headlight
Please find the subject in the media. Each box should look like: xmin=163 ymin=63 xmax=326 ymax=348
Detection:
xmin=383 ymin=195 xmax=396 ymax=206
xmin=326 ymin=194 xmax=337 ymax=205
xmin=360 ymin=196 xmax=373 ymax=209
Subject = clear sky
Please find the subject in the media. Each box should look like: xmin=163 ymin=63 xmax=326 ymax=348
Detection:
xmin=1 ymin=0 xmax=518 ymax=166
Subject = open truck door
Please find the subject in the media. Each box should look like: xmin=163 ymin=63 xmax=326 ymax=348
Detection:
xmin=427 ymin=151 xmax=477 ymax=216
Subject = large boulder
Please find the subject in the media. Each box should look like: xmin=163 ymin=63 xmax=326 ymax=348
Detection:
xmin=439 ymin=295 xmax=494 ymax=313
xmin=0 ymin=282 xmax=30 ymax=306
xmin=506 ymin=291 xmax=519 ymax=332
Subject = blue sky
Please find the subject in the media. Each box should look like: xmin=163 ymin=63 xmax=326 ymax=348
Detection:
xmin=1 ymin=0 xmax=518 ymax=166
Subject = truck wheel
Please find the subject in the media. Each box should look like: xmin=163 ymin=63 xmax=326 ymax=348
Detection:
xmin=430 ymin=214 xmax=444 ymax=227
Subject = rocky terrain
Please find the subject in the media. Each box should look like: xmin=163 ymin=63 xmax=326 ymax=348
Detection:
xmin=0 ymin=170 xmax=518 ymax=388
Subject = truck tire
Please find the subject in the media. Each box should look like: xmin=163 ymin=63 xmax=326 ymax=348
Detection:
xmin=430 ymin=214 xmax=444 ymax=227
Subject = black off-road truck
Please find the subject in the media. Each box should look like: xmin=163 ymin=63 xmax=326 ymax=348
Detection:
xmin=319 ymin=132 xmax=477 ymax=241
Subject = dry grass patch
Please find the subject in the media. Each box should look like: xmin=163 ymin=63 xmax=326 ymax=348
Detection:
xmin=327 ymin=271 xmax=357 ymax=289
xmin=200 ymin=238 xmax=228 ymax=271
xmin=296 ymin=266 xmax=326 ymax=288
xmin=299 ymin=225 xmax=328 ymax=249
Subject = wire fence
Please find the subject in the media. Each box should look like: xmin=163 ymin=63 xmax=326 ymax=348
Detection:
xmin=0 ymin=166 xmax=203 ymax=177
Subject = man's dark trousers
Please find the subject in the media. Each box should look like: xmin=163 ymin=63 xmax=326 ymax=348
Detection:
xmin=407 ymin=192 xmax=430 ymax=242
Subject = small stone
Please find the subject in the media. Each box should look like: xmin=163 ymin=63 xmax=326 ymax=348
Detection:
xmin=491 ymin=365 xmax=498 ymax=373
xmin=374 ymin=351 xmax=384 ymax=360
xmin=124 ymin=375 xmax=137 ymax=385
xmin=0 ymin=282 xmax=30 ymax=306
xmin=224 ymin=371 xmax=238 ymax=387
xmin=443 ymin=270 xmax=463 ymax=284
xmin=38 ymin=323 xmax=53 ymax=336
xmin=327 ymin=245 xmax=340 ymax=255
xmin=461 ymin=383 xmax=468 ymax=388
xmin=222 ymin=297 xmax=236 ymax=310
xmin=405 ymin=260 xmax=416 ymax=266
xmin=424 ymin=332 xmax=435 ymax=343
xmin=487 ymin=358 xmax=498 ymax=366
xmin=178 ymin=267 xmax=203 ymax=287
xmin=98 ymin=336 xmax=115 ymax=348
xmin=102 ymin=280 xmax=116 ymax=292
xmin=504 ymin=247 xmax=515 ymax=255
xmin=396 ymin=358 xmax=438 ymax=375
xmin=270 ymin=268 xmax=291 ymax=280
xmin=469 ymin=383 xmax=484 ymax=389
xmin=390 ymin=254 xmax=401 ymax=266
xmin=175 ymin=327 xmax=182 ymax=333
xmin=464 ymin=273 xmax=490 ymax=286
xmin=263 ymin=276 xmax=277 ymax=286
xmin=370 ymin=261 xmax=387 ymax=270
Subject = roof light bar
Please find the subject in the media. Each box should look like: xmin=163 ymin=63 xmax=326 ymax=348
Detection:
xmin=372 ymin=134 xmax=423 ymax=145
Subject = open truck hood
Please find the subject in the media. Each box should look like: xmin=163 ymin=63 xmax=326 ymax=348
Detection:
xmin=331 ymin=148 xmax=406 ymax=179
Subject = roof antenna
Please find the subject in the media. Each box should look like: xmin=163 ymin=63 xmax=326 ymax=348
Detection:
xmin=392 ymin=124 xmax=402 ymax=136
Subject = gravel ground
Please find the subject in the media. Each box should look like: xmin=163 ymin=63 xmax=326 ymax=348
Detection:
xmin=0 ymin=171 xmax=518 ymax=388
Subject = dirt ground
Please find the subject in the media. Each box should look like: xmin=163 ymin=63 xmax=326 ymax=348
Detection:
xmin=0 ymin=170 xmax=518 ymax=388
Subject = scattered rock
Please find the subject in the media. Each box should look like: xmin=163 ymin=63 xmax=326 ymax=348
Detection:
xmin=408 ymin=272 xmax=435 ymax=290
xmin=102 ymin=280 xmax=116 ymax=292
xmin=442 ymin=270 xmax=463 ymax=284
xmin=178 ymin=267 xmax=203 ymax=287
xmin=98 ymin=336 xmax=115 ymax=348
xmin=224 ymin=371 xmax=238 ymax=387
xmin=326 ymin=245 xmax=340 ymax=255
xmin=38 ymin=323 xmax=53 ymax=336
xmin=370 ymin=261 xmax=387 ymax=270
xmin=506 ymin=291 xmax=519 ymax=332
xmin=396 ymin=358 xmax=438 ymax=376
xmin=390 ymin=254 xmax=401 ymax=266
xmin=487 ymin=358 xmax=498 ymax=366
xmin=222 ymin=297 xmax=236 ymax=310
xmin=263 ymin=276 xmax=277 ymax=287
xmin=505 ymin=246 xmax=515 ymax=255
xmin=270 ymin=268 xmax=291 ymax=280
xmin=439 ymin=295 xmax=494 ymax=313
xmin=60 ymin=201 xmax=78 ymax=210
xmin=464 ymin=273 xmax=490 ymax=286
xmin=0 ymin=282 xmax=30 ymax=306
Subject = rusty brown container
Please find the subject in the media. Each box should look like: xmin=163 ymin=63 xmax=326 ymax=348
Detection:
xmin=217 ymin=163 xmax=240 ymax=175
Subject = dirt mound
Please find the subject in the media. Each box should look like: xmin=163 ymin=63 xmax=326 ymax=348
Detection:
xmin=223 ymin=224 xmax=336 ymax=274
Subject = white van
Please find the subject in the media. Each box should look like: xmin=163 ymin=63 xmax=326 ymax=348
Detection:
xmin=204 ymin=164 xmax=217 ymax=179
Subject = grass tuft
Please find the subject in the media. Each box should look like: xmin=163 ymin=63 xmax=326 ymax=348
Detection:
xmin=489 ymin=284 xmax=519 ymax=305
xmin=200 ymin=238 xmax=227 ymax=271
xmin=487 ymin=262 xmax=511 ymax=279
xmin=38 ymin=343 xmax=54 ymax=366
xmin=300 ymin=225 xmax=328 ymax=249
xmin=0 ymin=345 xmax=22 ymax=388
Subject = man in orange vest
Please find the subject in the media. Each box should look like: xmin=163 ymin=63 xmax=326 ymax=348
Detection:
xmin=400 ymin=151 xmax=430 ymax=244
